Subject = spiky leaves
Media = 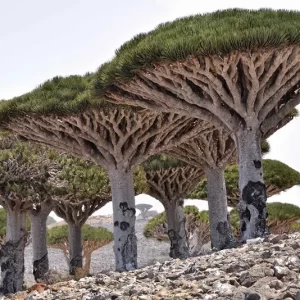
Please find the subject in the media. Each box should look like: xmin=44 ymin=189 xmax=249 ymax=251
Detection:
xmin=95 ymin=9 xmax=300 ymax=91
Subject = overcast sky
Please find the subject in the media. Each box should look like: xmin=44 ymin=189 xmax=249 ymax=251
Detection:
xmin=0 ymin=1 xmax=299 ymax=219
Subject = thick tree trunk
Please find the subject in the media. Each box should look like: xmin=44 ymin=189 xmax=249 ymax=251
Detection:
xmin=165 ymin=202 xmax=189 ymax=259
xmin=236 ymin=129 xmax=268 ymax=241
xmin=108 ymin=168 xmax=137 ymax=272
xmin=68 ymin=223 xmax=83 ymax=275
xmin=28 ymin=212 xmax=49 ymax=282
xmin=1 ymin=209 xmax=26 ymax=294
xmin=205 ymin=167 xmax=236 ymax=250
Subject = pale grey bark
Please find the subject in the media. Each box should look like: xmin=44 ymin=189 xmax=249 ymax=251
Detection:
xmin=205 ymin=167 xmax=236 ymax=249
xmin=108 ymin=169 xmax=137 ymax=272
xmin=68 ymin=223 xmax=83 ymax=275
xmin=28 ymin=209 xmax=51 ymax=282
xmin=165 ymin=202 xmax=189 ymax=259
xmin=236 ymin=129 xmax=268 ymax=241
xmin=0 ymin=209 xmax=27 ymax=294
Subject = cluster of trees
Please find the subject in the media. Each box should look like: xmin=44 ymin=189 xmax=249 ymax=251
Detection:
xmin=1 ymin=8 xmax=300 ymax=294
xmin=145 ymin=203 xmax=300 ymax=252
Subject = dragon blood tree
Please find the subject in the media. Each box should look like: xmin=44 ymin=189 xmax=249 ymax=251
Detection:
xmin=47 ymin=224 xmax=113 ymax=279
xmin=0 ymin=75 xmax=210 ymax=271
xmin=143 ymin=155 xmax=205 ymax=258
xmin=51 ymin=156 xmax=111 ymax=275
xmin=191 ymin=159 xmax=300 ymax=207
xmin=96 ymin=9 xmax=300 ymax=241
xmin=167 ymin=129 xmax=236 ymax=249
xmin=0 ymin=135 xmax=54 ymax=294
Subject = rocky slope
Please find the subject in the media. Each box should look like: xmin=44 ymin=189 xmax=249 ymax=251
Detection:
xmin=24 ymin=219 xmax=170 ymax=285
xmin=5 ymin=233 xmax=300 ymax=300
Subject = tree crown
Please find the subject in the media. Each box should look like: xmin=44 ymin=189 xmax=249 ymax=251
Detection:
xmin=47 ymin=224 xmax=113 ymax=245
xmin=94 ymin=9 xmax=300 ymax=91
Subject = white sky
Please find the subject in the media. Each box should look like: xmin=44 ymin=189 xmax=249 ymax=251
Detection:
xmin=0 ymin=1 xmax=299 ymax=220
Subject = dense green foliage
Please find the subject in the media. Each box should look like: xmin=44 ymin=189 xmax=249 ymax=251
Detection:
xmin=144 ymin=205 xmax=209 ymax=238
xmin=47 ymin=224 xmax=113 ymax=245
xmin=0 ymin=75 xmax=95 ymax=118
xmin=94 ymin=9 xmax=300 ymax=91
xmin=190 ymin=159 xmax=300 ymax=201
xmin=0 ymin=136 xmax=53 ymax=201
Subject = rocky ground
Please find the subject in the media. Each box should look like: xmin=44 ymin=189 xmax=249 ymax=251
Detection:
xmin=24 ymin=219 xmax=170 ymax=285
xmin=3 ymin=232 xmax=300 ymax=299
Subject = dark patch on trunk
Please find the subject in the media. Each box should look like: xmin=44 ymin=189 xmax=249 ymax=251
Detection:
xmin=120 ymin=221 xmax=130 ymax=231
xmin=168 ymin=229 xmax=182 ymax=258
xmin=242 ymin=181 xmax=266 ymax=210
xmin=178 ymin=200 xmax=184 ymax=206
xmin=119 ymin=202 xmax=136 ymax=217
xmin=253 ymin=160 xmax=262 ymax=169
xmin=114 ymin=221 xmax=119 ymax=226
xmin=241 ymin=181 xmax=268 ymax=238
xmin=121 ymin=234 xmax=137 ymax=271
xmin=215 ymin=221 xmax=236 ymax=250
xmin=33 ymin=253 xmax=49 ymax=282
xmin=0 ymin=235 xmax=27 ymax=294
xmin=69 ymin=255 xmax=83 ymax=275
xmin=118 ymin=248 xmax=120 ymax=251
xmin=216 ymin=221 xmax=229 ymax=235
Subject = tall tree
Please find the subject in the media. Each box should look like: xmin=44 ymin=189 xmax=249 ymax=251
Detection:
xmin=96 ymin=9 xmax=300 ymax=241
xmin=144 ymin=155 xmax=204 ymax=258
xmin=167 ymin=129 xmax=236 ymax=249
xmin=0 ymin=75 xmax=211 ymax=271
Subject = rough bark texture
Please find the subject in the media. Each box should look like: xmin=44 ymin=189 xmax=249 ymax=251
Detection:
xmin=167 ymin=128 xmax=236 ymax=169
xmin=53 ymin=196 xmax=110 ymax=274
xmin=0 ymin=209 xmax=27 ymax=294
xmin=166 ymin=129 xmax=236 ymax=248
xmin=28 ymin=202 xmax=53 ymax=282
xmin=145 ymin=166 xmax=204 ymax=258
xmin=106 ymin=46 xmax=300 ymax=136
xmin=205 ymin=167 xmax=235 ymax=249
xmin=236 ymin=129 xmax=268 ymax=241
xmin=68 ymin=224 xmax=83 ymax=275
xmin=109 ymin=169 xmax=137 ymax=272
xmin=165 ymin=203 xmax=189 ymax=258
xmin=106 ymin=47 xmax=300 ymax=242
xmin=5 ymin=108 xmax=211 ymax=171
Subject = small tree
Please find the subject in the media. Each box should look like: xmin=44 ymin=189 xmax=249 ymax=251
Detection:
xmin=143 ymin=155 xmax=204 ymax=258
xmin=135 ymin=204 xmax=153 ymax=220
xmin=168 ymin=129 xmax=237 ymax=250
xmin=47 ymin=224 xmax=113 ymax=279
